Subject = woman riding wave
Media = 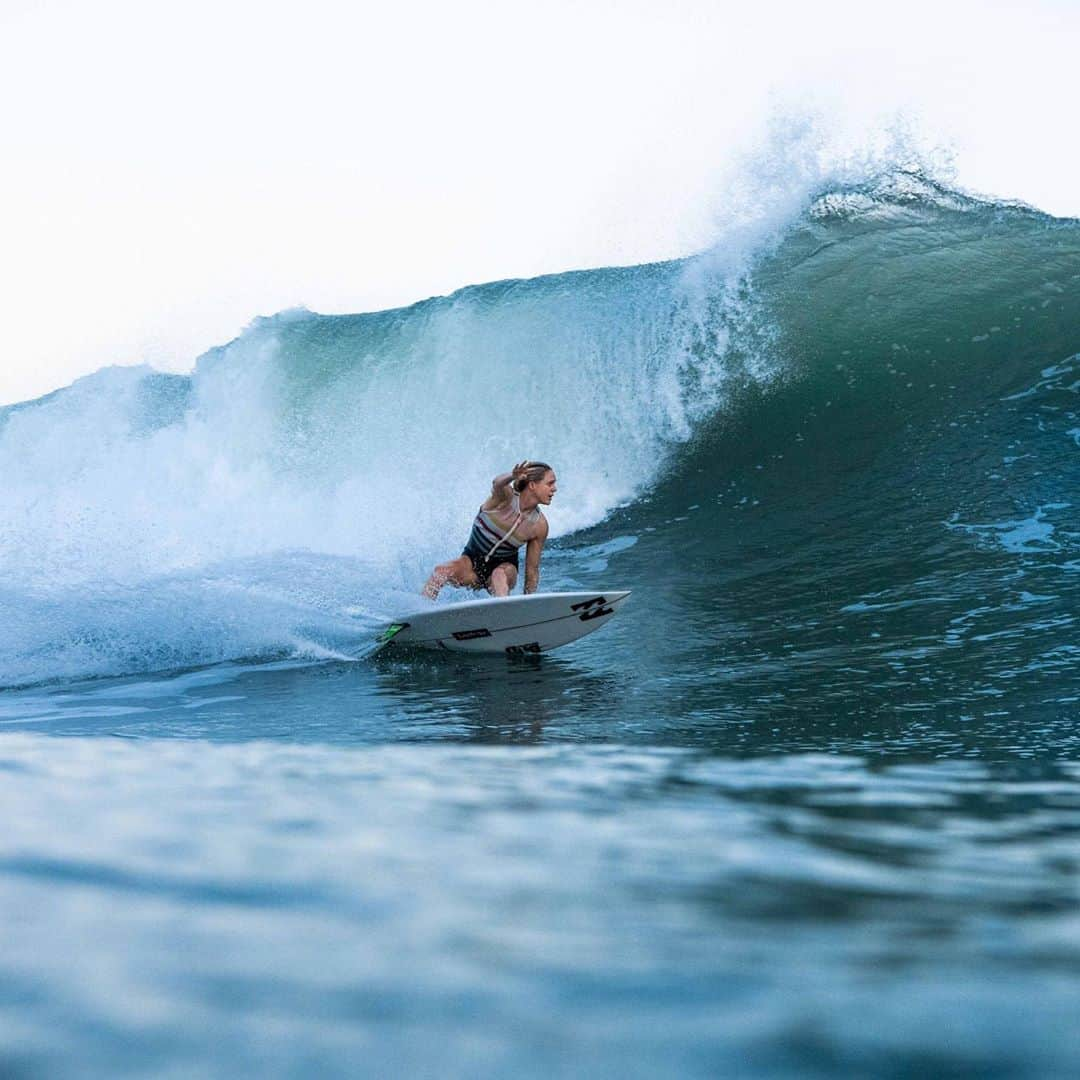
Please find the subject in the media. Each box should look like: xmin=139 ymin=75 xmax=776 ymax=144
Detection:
xmin=422 ymin=461 xmax=556 ymax=599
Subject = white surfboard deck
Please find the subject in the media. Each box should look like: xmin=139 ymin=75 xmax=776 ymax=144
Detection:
xmin=370 ymin=590 xmax=630 ymax=656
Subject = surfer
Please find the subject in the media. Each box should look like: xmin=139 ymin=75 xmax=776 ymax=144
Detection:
xmin=423 ymin=461 xmax=556 ymax=599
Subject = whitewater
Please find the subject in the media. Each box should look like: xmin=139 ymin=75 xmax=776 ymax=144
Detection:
xmin=2 ymin=167 xmax=1079 ymax=1077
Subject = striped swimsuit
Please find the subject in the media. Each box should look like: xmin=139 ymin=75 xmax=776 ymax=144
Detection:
xmin=462 ymin=492 xmax=540 ymax=584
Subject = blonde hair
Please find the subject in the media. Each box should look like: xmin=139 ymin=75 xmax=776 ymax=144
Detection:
xmin=513 ymin=461 xmax=553 ymax=493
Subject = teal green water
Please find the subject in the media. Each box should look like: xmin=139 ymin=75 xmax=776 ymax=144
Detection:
xmin=1 ymin=173 xmax=1078 ymax=1076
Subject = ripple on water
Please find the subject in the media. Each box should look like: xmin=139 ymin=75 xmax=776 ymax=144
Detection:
xmin=1 ymin=735 xmax=1079 ymax=1076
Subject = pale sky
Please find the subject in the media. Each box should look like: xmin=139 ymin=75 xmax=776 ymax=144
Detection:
xmin=2 ymin=0 xmax=1078 ymax=405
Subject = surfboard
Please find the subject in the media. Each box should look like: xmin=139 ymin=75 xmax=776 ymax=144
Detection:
xmin=370 ymin=591 xmax=630 ymax=656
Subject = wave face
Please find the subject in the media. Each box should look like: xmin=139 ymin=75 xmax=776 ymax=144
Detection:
xmin=1 ymin=172 xmax=1078 ymax=694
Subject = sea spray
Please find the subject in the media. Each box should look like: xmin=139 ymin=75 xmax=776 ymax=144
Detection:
xmin=2 ymin=170 xmax=1077 ymax=688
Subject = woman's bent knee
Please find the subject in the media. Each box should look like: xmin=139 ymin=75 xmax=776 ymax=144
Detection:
xmin=489 ymin=565 xmax=517 ymax=595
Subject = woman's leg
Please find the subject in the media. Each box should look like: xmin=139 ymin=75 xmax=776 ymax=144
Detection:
xmin=422 ymin=555 xmax=480 ymax=599
xmin=487 ymin=562 xmax=518 ymax=597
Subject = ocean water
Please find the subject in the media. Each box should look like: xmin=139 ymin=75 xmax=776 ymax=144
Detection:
xmin=2 ymin=171 xmax=1079 ymax=1077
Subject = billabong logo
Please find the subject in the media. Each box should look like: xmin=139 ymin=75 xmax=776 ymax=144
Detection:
xmin=571 ymin=596 xmax=614 ymax=621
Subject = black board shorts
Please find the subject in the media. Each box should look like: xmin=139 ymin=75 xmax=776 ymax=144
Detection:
xmin=462 ymin=540 xmax=519 ymax=589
